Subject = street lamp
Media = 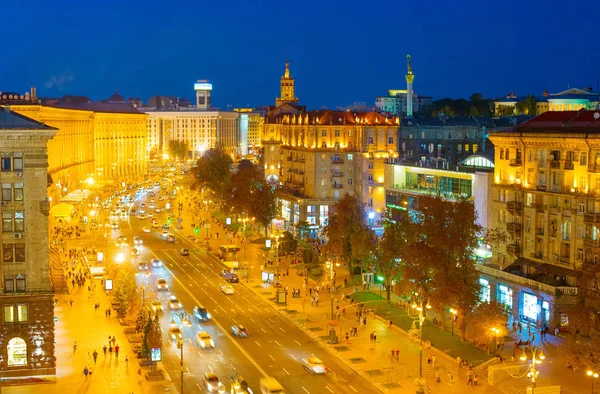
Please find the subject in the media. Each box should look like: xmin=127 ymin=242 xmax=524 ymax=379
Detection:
xmin=273 ymin=234 xmax=281 ymax=286
xmin=171 ymin=312 xmax=192 ymax=394
xmin=408 ymin=291 xmax=431 ymax=378
xmin=449 ymin=308 xmax=458 ymax=336
xmin=115 ymin=252 xmax=125 ymax=279
xmin=519 ymin=346 xmax=545 ymax=394
xmin=137 ymin=267 xmax=150 ymax=305
xmin=587 ymin=370 xmax=599 ymax=393
xmin=491 ymin=327 xmax=501 ymax=356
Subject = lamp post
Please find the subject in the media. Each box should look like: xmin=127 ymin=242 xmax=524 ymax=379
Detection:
xmin=491 ymin=327 xmax=501 ymax=356
xmin=449 ymin=308 xmax=458 ymax=336
xmin=273 ymin=234 xmax=281 ymax=286
xmin=115 ymin=252 xmax=125 ymax=280
xmin=519 ymin=345 xmax=545 ymax=394
xmin=587 ymin=370 xmax=599 ymax=393
xmin=171 ymin=312 xmax=192 ymax=394
xmin=137 ymin=267 xmax=150 ymax=305
xmin=408 ymin=291 xmax=431 ymax=378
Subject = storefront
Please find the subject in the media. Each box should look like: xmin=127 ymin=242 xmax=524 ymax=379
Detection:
xmin=522 ymin=292 xmax=539 ymax=322
xmin=479 ymin=278 xmax=491 ymax=303
xmin=497 ymin=284 xmax=513 ymax=310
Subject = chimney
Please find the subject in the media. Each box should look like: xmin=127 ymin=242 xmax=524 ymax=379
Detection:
xmin=543 ymin=89 xmax=549 ymax=97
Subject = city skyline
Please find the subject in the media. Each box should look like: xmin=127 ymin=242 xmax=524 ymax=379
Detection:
xmin=3 ymin=0 xmax=600 ymax=110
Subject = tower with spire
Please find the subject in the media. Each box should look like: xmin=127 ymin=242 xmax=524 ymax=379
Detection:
xmin=276 ymin=55 xmax=299 ymax=107
xmin=405 ymin=54 xmax=415 ymax=117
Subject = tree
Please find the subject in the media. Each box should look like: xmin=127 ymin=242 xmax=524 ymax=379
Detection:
xmin=296 ymin=220 xmax=310 ymax=240
xmin=249 ymin=182 xmax=278 ymax=237
xmin=191 ymin=148 xmax=233 ymax=204
xmin=470 ymin=93 xmax=484 ymax=103
xmin=524 ymin=94 xmax=538 ymax=116
xmin=468 ymin=106 xmax=481 ymax=117
xmin=323 ymin=194 xmax=374 ymax=276
xmin=556 ymin=263 xmax=600 ymax=370
xmin=496 ymin=105 xmax=515 ymax=116
xmin=515 ymin=100 xmax=528 ymax=115
xmin=142 ymin=313 xmax=163 ymax=363
xmin=114 ymin=264 xmax=137 ymax=317
xmin=464 ymin=302 xmax=509 ymax=350
xmin=371 ymin=218 xmax=409 ymax=301
xmin=227 ymin=162 xmax=263 ymax=216
xmin=398 ymin=196 xmax=481 ymax=333
xmin=168 ymin=140 xmax=188 ymax=160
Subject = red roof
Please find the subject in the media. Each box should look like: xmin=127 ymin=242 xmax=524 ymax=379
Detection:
xmin=516 ymin=110 xmax=600 ymax=132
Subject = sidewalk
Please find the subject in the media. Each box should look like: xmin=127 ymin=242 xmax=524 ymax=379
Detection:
xmin=4 ymin=251 xmax=177 ymax=393
xmin=170 ymin=196 xmax=497 ymax=393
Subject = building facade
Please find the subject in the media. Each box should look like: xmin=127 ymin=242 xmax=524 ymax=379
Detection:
xmin=494 ymin=88 xmax=599 ymax=116
xmin=0 ymin=107 xmax=56 ymax=377
xmin=485 ymin=110 xmax=595 ymax=330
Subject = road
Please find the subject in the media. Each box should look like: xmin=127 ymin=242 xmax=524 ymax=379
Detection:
xmin=92 ymin=183 xmax=376 ymax=394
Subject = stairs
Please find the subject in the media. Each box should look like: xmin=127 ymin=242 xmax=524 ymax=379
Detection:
xmin=49 ymin=247 xmax=69 ymax=294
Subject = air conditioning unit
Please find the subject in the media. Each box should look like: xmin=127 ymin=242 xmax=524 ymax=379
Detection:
xmin=15 ymin=172 xmax=23 ymax=178
xmin=14 ymin=233 xmax=22 ymax=239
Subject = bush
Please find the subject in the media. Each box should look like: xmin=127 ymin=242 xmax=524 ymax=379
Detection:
xmin=310 ymin=267 xmax=323 ymax=277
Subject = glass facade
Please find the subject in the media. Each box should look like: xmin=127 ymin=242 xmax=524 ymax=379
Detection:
xmin=522 ymin=292 xmax=538 ymax=321
xmin=479 ymin=278 xmax=490 ymax=303
xmin=497 ymin=284 xmax=513 ymax=309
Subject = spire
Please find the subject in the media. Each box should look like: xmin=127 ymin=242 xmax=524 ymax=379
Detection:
xmin=284 ymin=54 xmax=290 ymax=79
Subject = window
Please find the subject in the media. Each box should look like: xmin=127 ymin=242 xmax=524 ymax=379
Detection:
xmin=321 ymin=179 xmax=327 ymax=186
xmin=579 ymin=203 xmax=585 ymax=214
xmin=577 ymin=248 xmax=584 ymax=261
xmin=368 ymin=175 xmax=374 ymax=181
xmin=505 ymin=149 xmax=510 ymax=160
xmin=7 ymin=337 xmax=27 ymax=366
xmin=17 ymin=305 xmax=27 ymax=322
xmin=500 ymin=148 xmax=504 ymax=160
xmin=321 ymin=154 xmax=327 ymax=161
xmin=526 ymin=239 xmax=532 ymax=251
xmin=321 ymin=167 xmax=327 ymax=174
xmin=4 ymin=306 xmax=14 ymax=323
xmin=388 ymin=137 xmax=394 ymax=144
xmin=578 ymin=225 xmax=585 ymax=239
xmin=3 ymin=243 xmax=25 ymax=263
xmin=1 ymin=154 xmax=11 ymax=171
xmin=347 ymin=179 xmax=353 ymax=185
xmin=321 ymin=131 xmax=327 ymax=137
xmin=347 ymin=154 xmax=353 ymax=161
xmin=465 ymin=144 xmax=470 ymax=152
xmin=367 ymin=137 xmax=374 ymax=144
xmin=472 ymin=144 xmax=478 ymax=153
xmin=368 ymin=198 xmax=373 ymax=207
xmin=525 ymin=217 xmax=531 ymax=231
xmin=526 ymin=193 xmax=533 ymax=206
xmin=457 ymin=145 xmax=463 ymax=154
xmin=3 ymin=212 xmax=24 ymax=232
xmin=2 ymin=183 xmax=11 ymax=201
xmin=333 ymin=190 xmax=340 ymax=198
xmin=581 ymin=153 xmax=587 ymax=166
xmin=321 ymin=142 xmax=327 ymax=148
xmin=368 ymin=162 xmax=374 ymax=169
xmin=334 ymin=130 xmax=340 ymax=137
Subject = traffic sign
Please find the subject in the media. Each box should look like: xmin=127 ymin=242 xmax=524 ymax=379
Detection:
xmin=90 ymin=222 xmax=98 ymax=230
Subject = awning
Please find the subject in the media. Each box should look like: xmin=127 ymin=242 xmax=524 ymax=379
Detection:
xmin=49 ymin=202 xmax=74 ymax=218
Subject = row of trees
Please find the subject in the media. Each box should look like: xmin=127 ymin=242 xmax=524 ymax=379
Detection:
xmin=496 ymin=94 xmax=538 ymax=116
xmin=191 ymin=149 xmax=277 ymax=236
xmin=323 ymin=194 xmax=509 ymax=344
xmin=168 ymin=140 xmax=189 ymax=160
xmin=418 ymin=92 xmax=538 ymax=118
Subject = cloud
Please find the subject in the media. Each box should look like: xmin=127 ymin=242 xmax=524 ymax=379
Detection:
xmin=45 ymin=70 xmax=74 ymax=90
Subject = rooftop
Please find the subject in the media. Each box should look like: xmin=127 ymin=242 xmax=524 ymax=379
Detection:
xmin=505 ymin=110 xmax=600 ymax=133
xmin=0 ymin=106 xmax=55 ymax=130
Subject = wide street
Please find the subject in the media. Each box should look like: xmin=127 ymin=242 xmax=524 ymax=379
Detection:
xmin=94 ymin=181 xmax=376 ymax=394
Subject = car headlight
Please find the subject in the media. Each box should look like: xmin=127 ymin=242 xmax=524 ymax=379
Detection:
xmin=210 ymin=340 xmax=215 ymax=346
xmin=206 ymin=313 xmax=211 ymax=319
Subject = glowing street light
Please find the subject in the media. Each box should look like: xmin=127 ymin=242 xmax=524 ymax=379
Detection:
xmin=587 ymin=370 xmax=599 ymax=393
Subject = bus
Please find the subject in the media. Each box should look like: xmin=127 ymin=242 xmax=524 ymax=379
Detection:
xmin=219 ymin=245 xmax=241 ymax=272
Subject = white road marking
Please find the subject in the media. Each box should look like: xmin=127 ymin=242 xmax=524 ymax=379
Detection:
xmin=301 ymin=387 xmax=309 ymax=393
xmin=269 ymin=354 xmax=275 ymax=361
xmin=349 ymin=385 xmax=358 ymax=392
xmin=255 ymin=341 xmax=261 ymax=347
xmin=274 ymin=340 xmax=281 ymax=347
xmin=289 ymin=354 xmax=296 ymax=360
xmin=268 ymin=318 xmax=274 ymax=323
xmin=283 ymin=368 xmax=290 ymax=375
xmin=279 ymin=327 xmax=285 ymax=333
xmin=295 ymin=340 xmax=301 ymax=346
xmin=325 ymin=386 xmax=333 ymax=393
xmin=218 ymin=305 xmax=226 ymax=313
xmin=196 ymin=383 xmax=201 ymax=390
xmin=202 ymin=289 xmax=209 ymax=295
xmin=261 ymin=328 xmax=266 ymax=333
xmin=208 ymin=365 xmax=213 ymax=372
xmin=236 ymin=305 xmax=244 ymax=313
xmin=188 ymin=283 xmax=193 ymax=287
xmin=249 ymin=318 xmax=256 ymax=323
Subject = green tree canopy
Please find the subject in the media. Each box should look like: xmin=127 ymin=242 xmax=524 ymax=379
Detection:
xmin=168 ymin=140 xmax=189 ymax=160
xmin=464 ymin=302 xmax=509 ymax=348
xmin=371 ymin=216 xmax=410 ymax=300
xmin=191 ymin=148 xmax=233 ymax=204
xmin=496 ymin=105 xmax=515 ymax=116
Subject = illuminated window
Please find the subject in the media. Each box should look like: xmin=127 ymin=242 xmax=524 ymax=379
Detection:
xmin=4 ymin=306 xmax=14 ymax=323
xmin=321 ymin=131 xmax=327 ymax=137
xmin=17 ymin=305 xmax=27 ymax=322
xmin=368 ymin=137 xmax=374 ymax=144
xmin=7 ymin=337 xmax=27 ymax=366
xmin=388 ymin=137 xmax=394 ymax=144
xmin=335 ymin=130 xmax=340 ymax=137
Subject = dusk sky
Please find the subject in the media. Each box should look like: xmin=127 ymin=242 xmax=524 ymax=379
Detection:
xmin=3 ymin=0 xmax=599 ymax=110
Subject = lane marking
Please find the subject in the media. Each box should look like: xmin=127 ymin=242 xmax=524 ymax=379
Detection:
xmin=255 ymin=341 xmax=261 ymax=347
xmin=269 ymin=355 xmax=275 ymax=361
xmin=274 ymin=340 xmax=281 ymax=347
xmin=349 ymin=385 xmax=358 ymax=392
xmin=301 ymin=387 xmax=309 ymax=393
xmin=208 ymin=365 xmax=213 ymax=372
xmin=261 ymin=328 xmax=266 ymax=333
xmin=295 ymin=340 xmax=301 ymax=346
xmin=290 ymin=354 xmax=296 ymax=361
xmin=279 ymin=327 xmax=285 ymax=333
xmin=283 ymin=368 xmax=290 ymax=375
xmin=325 ymin=386 xmax=333 ymax=393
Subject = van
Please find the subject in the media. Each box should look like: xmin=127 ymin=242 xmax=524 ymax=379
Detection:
xmin=259 ymin=377 xmax=284 ymax=394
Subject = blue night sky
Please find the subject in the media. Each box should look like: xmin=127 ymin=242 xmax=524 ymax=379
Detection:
xmin=2 ymin=0 xmax=599 ymax=110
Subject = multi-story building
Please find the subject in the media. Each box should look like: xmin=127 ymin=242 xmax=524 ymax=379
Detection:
xmin=0 ymin=90 xmax=147 ymax=203
xmin=494 ymin=87 xmax=599 ymax=116
xmin=375 ymin=90 xmax=433 ymax=116
xmin=262 ymin=61 xmax=399 ymax=232
xmin=0 ymin=107 xmax=56 ymax=377
xmin=485 ymin=110 xmax=593 ymax=330
xmin=234 ymin=108 xmax=265 ymax=155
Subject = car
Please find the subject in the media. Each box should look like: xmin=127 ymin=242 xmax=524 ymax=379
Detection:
xmin=149 ymin=204 xmax=155 ymax=210
xmin=142 ymin=226 xmax=151 ymax=233
xmin=138 ymin=213 xmax=147 ymax=220
xmin=221 ymin=271 xmax=239 ymax=283
xmin=203 ymin=372 xmax=224 ymax=392
xmin=166 ymin=234 xmax=175 ymax=243
xmin=193 ymin=306 xmax=211 ymax=322
xmin=161 ymin=231 xmax=169 ymax=239
xmin=232 ymin=325 xmax=249 ymax=337
xmin=196 ymin=332 xmax=215 ymax=349
xmin=155 ymin=208 xmax=161 ymax=213
xmin=150 ymin=300 xmax=163 ymax=312
xmin=158 ymin=196 xmax=164 ymax=201
xmin=150 ymin=199 xmax=155 ymax=204
xmin=148 ymin=213 xmax=154 ymax=219
xmin=134 ymin=236 xmax=142 ymax=245
xmin=137 ymin=262 xmax=149 ymax=272
xmin=117 ymin=235 xmax=127 ymax=243
xmin=163 ymin=224 xmax=170 ymax=229
xmin=156 ymin=278 xmax=168 ymax=291
xmin=302 ymin=357 xmax=327 ymax=374
xmin=151 ymin=258 xmax=163 ymax=268
xmin=180 ymin=248 xmax=190 ymax=256
xmin=141 ymin=203 xmax=146 ymax=208
xmin=152 ymin=221 xmax=160 ymax=228
xmin=155 ymin=182 xmax=160 ymax=186
xmin=168 ymin=327 xmax=182 ymax=340
xmin=131 ymin=248 xmax=140 ymax=257
xmin=168 ymin=296 xmax=182 ymax=310
xmin=221 ymin=285 xmax=234 ymax=295
xmin=231 ymin=376 xmax=251 ymax=394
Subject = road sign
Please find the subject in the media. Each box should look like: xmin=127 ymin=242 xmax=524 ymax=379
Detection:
xmin=90 ymin=222 xmax=98 ymax=230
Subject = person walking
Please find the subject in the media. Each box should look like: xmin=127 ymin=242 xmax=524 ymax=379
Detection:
xmin=73 ymin=341 xmax=77 ymax=353
xmin=115 ymin=344 xmax=119 ymax=358
xmin=467 ymin=368 xmax=474 ymax=386
xmin=83 ymin=366 xmax=89 ymax=380
xmin=369 ymin=332 xmax=374 ymax=343
xmin=474 ymin=374 xmax=478 ymax=386
xmin=92 ymin=350 xmax=98 ymax=364
xmin=103 ymin=345 xmax=107 ymax=355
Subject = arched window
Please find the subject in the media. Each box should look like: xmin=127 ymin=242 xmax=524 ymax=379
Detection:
xmin=7 ymin=337 xmax=27 ymax=366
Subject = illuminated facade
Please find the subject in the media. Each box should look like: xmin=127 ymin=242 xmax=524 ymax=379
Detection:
xmin=485 ymin=110 xmax=592 ymax=329
xmin=494 ymin=88 xmax=599 ymax=115
xmin=275 ymin=59 xmax=299 ymax=108
xmin=234 ymin=108 xmax=264 ymax=154
xmin=0 ymin=90 xmax=147 ymax=202
xmin=143 ymin=110 xmax=242 ymax=159
xmin=0 ymin=108 xmax=56 ymax=377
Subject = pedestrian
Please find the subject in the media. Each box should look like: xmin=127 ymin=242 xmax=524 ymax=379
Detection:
xmin=125 ymin=355 xmax=129 ymax=363
xmin=115 ymin=344 xmax=119 ymax=358
xmin=518 ymin=322 xmax=522 ymax=333
xmin=363 ymin=317 xmax=367 ymax=326
xmin=73 ymin=341 xmax=77 ymax=353
xmin=427 ymin=355 xmax=432 ymax=365
xmin=103 ymin=345 xmax=107 ymax=355
xmin=554 ymin=327 xmax=559 ymax=336
xmin=474 ymin=374 xmax=478 ymax=386
xmin=69 ymin=299 xmax=73 ymax=307
xmin=373 ymin=332 xmax=377 ymax=343
xmin=93 ymin=350 xmax=98 ymax=364
xmin=456 ymin=356 xmax=462 ymax=368
xmin=83 ymin=366 xmax=89 ymax=380
xmin=138 ymin=368 xmax=143 ymax=384
xmin=109 ymin=344 xmax=113 ymax=353
xmin=345 ymin=332 xmax=349 ymax=343
xmin=436 ymin=370 xmax=441 ymax=383
xmin=391 ymin=348 xmax=395 ymax=360
xmin=112 ymin=336 xmax=116 ymax=346
xmin=467 ymin=369 xmax=473 ymax=386
xmin=108 ymin=308 xmax=111 ymax=317
xmin=369 ymin=332 xmax=374 ymax=343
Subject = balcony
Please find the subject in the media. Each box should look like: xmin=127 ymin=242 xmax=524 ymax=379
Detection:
xmin=536 ymin=228 xmax=545 ymax=236
xmin=564 ymin=161 xmax=574 ymax=170
xmin=506 ymin=222 xmax=522 ymax=232
xmin=509 ymin=159 xmax=523 ymax=167
xmin=475 ymin=264 xmax=579 ymax=296
xmin=585 ymin=213 xmax=600 ymax=223
xmin=536 ymin=184 xmax=547 ymax=191
xmin=584 ymin=238 xmax=600 ymax=248
xmin=332 ymin=172 xmax=344 ymax=177
xmin=332 ymin=183 xmax=344 ymax=189
xmin=332 ymin=159 xmax=344 ymax=165
xmin=507 ymin=201 xmax=522 ymax=211
xmin=506 ymin=244 xmax=521 ymax=254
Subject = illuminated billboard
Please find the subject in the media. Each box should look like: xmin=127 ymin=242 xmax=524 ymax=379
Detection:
xmin=194 ymin=83 xmax=213 ymax=91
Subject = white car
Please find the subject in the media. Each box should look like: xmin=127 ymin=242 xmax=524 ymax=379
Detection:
xmin=142 ymin=226 xmax=151 ymax=233
xmin=148 ymin=213 xmax=154 ymax=219
xmin=134 ymin=236 xmax=143 ymax=245
xmin=221 ymin=285 xmax=234 ymax=295
xmin=155 ymin=208 xmax=161 ymax=213
xmin=161 ymin=231 xmax=169 ymax=239
xmin=138 ymin=213 xmax=147 ymax=220
xmin=168 ymin=296 xmax=182 ymax=310
xmin=303 ymin=357 xmax=327 ymax=374
xmin=203 ymin=372 xmax=224 ymax=393
xmin=151 ymin=259 xmax=163 ymax=268
xmin=196 ymin=331 xmax=215 ymax=349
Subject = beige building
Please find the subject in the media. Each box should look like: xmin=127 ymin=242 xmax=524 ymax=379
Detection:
xmin=0 ymin=107 xmax=56 ymax=377
xmin=262 ymin=62 xmax=399 ymax=231
xmin=485 ymin=110 xmax=594 ymax=330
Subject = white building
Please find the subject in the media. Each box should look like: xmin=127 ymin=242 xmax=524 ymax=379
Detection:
xmin=375 ymin=89 xmax=433 ymax=116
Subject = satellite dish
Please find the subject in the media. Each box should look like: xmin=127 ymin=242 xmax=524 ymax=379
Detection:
xmin=594 ymin=112 xmax=600 ymax=120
